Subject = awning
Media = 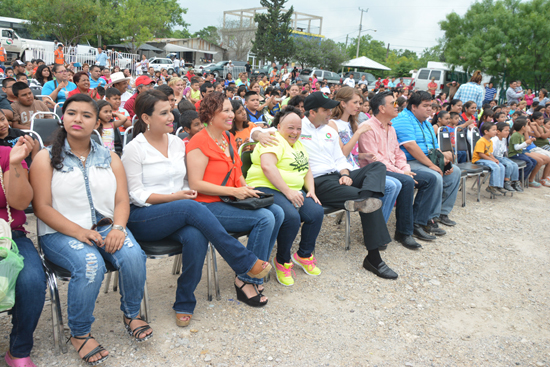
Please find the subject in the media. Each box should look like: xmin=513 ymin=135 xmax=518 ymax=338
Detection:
xmin=163 ymin=43 xmax=218 ymax=55
xmin=341 ymin=56 xmax=391 ymax=71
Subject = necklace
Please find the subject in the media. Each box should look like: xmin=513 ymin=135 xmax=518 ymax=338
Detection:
xmin=71 ymin=148 xmax=90 ymax=163
xmin=206 ymin=127 xmax=228 ymax=151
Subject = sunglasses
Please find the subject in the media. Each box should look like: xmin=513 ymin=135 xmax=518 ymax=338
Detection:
xmin=91 ymin=217 xmax=113 ymax=231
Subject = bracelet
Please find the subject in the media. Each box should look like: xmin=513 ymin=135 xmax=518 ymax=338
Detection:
xmin=340 ymin=173 xmax=350 ymax=178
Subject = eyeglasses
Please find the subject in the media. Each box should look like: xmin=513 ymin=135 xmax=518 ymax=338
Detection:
xmin=57 ymin=70 xmax=68 ymax=73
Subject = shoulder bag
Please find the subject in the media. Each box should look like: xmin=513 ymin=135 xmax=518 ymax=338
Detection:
xmin=219 ymin=132 xmax=274 ymax=210
xmin=417 ymin=120 xmax=446 ymax=172
xmin=0 ymin=164 xmax=25 ymax=311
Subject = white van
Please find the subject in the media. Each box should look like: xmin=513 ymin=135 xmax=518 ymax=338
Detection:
xmin=412 ymin=67 xmax=470 ymax=96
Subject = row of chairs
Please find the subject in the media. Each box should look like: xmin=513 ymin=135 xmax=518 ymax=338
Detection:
xmin=437 ymin=126 xmax=526 ymax=206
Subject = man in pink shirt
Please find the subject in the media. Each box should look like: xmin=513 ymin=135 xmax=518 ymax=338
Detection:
xmin=358 ymin=91 xmax=441 ymax=247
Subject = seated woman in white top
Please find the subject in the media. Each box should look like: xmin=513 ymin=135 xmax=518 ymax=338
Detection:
xmin=121 ymin=90 xmax=271 ymax=327
xmin=30 ymin=94 xmax=152 ymax=366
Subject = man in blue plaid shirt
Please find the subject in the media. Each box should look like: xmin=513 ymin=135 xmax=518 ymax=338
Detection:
xmin=453 ymin=72 xmax=484 ymax=109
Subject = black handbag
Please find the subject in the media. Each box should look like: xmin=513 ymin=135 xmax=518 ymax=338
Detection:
xmin=418 ymin=120 xmax=447 ymax=172
xmin=219 ymin=132 xmax=274 ymax=210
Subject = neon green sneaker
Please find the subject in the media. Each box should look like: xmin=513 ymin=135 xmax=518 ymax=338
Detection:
xmin=292 ymin=253 xmax=322 ymax=276
xmin=272 ymin=258 xmax=295 ymax=286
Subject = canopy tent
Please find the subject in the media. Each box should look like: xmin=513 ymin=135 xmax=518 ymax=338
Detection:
xmin=163 ymin=43 xmax=218 ymax=55
xmin=108 ymin=43 xmax=164 ymax=52
xmin=341 ymin=56 xmax=391 ymax=71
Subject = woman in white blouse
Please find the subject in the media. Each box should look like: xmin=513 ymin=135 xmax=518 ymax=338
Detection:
xmin=121 ymin=90 xmax=272 ymax=328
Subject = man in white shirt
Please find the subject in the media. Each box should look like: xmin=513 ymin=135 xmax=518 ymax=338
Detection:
xmin=343 ymin=73 xmax=356 ymax=88
xmin=300 ymin=92 xmax=397 ymax=280
xmin=358 ymin=75 xmax=369 ymax=86
xmin=173 ymin=56 xmax=180 ymax=75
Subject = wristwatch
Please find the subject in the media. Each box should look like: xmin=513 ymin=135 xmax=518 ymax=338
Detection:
xmin=112 ymin=225 xmax=127 ymax=235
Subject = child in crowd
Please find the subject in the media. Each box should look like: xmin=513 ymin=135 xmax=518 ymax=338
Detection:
xmin=478 ymin=109 xmax=494 ymax=136
xmin=244 ymin=91 xmax=267 ymax=127
xmin=491 ymin=122 xmax=523 ymax=192
xmin=508 ymin=118 xmax=549 ymax=187
xmin=508 ymin=101 xmax=518 ymax=115
xmin=493 ymin=111 xmax=507 ymax=125
xmin=15 ymin=73 xmax=28 ymax=84
xmin=97 ymin=100 xmax=126 ymax=155
xmin=432 ymin=110 xmax=450 ymax=135
xmin=186 ymin=78 xmax=200 ymax=104
xmin=105 ymin=88 xmax=131 ymax=133
xmin=472 ymin=123 xmax=507 ymax=196
xmin=10 ymin=81 xmax=50 ymax=130
xmin=225 ymin=86 xmax=235 ymax=100
xmin=357 ymin=97 xmax=370 ymax=123
xmin=445 ymin=111 xmax=468 ymax=163
xmin=179 ymin=110 xmax=203 ymax=145
xmin=529 ymin=111 xmax=550 ymax=151
xmin=2 ymin=78 xmax=16 ymax=103
xmin=233 ymin=85 xmax=247 ymax=104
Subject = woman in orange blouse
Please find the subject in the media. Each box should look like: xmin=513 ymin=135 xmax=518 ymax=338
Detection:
xmin=187 ymin=92 xmax=283 ymax=308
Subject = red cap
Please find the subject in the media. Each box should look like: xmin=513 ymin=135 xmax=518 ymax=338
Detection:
xmin=135 ymin=75 xmax=155 ymax=87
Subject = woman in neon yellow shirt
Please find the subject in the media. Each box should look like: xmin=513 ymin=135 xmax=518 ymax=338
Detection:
xmin=246 ymin=106 xmax=324 ymax=287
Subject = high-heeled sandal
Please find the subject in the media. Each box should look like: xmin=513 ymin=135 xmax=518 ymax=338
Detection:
xmin=123 ymin=316 xmax=153 ymax=342
xmin=234 ymin=281 xmax=268 ymax=307
xmin=247 ymin=260 xmax=272 ymax=279
xmin=175 ymin=313 xmax=192 ymax=327
xmin=69 ymin=334 xmax=108 ymax=366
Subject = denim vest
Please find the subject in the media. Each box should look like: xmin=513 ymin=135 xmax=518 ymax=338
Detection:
xmin=38 ymin=138 xmax=115 ymax=236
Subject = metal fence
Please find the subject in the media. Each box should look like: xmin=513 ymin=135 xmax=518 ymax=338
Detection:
xmin=22 ymin=45 xmax=139 ymax=74
xmin=223 ymin=66 xmax=246 ymax=79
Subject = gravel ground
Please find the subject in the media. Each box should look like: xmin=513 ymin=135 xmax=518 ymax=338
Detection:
xmin=1 ymin=182 xmax=550 ymax=367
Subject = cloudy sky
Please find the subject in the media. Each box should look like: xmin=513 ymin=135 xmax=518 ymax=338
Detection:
xmin=182 ymin=0 xmax=476 ymax=54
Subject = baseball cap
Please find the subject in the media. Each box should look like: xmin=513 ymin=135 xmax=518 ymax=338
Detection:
xmin=320 ymin=87 xmax=330 ymax=94
xmin=13 ymin=60 xmax=25 ymax=66
xmin=135 ymin=75 xmax=155 ymax=87
xmin=304 ymin=92 xmax=340 ymax=111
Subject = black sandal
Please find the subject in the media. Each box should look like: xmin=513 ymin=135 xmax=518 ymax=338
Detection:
xmin=123 ymin=316 xmax=153 ymax=342
xmin=69 ymin=334 xmax=108 ymax=366
xmin=234 ymin=281 xmax=268 ymax=307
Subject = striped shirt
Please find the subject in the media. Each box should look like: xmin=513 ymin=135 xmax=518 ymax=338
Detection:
xmin=392 ymin=109 xmax=439 ymax=161
xmin=484 ymin=87 xmax=497 ymax=101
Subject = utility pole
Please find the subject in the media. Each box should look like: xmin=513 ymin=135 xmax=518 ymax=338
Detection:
xmin=386 ymin=43 xmax=390 ymax=59
xmin=97 ymin=0 xmax=101 ymax=47
xmin=356 ymin=7 xmax=368 ymax=59
xmin=345 ymin=34 xmax=349 ymax=49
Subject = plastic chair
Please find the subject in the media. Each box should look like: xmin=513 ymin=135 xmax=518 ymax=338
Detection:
xmin=91 ymin=129 xmax=103 ymax=145
xmin=454 ymin=127 xmax=485 ymax=202
xmin=31 ymin=117 xmax=62 ymax=147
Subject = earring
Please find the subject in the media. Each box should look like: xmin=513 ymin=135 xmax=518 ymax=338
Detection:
xmin=147 ymin=124 xmax=150 ymax=131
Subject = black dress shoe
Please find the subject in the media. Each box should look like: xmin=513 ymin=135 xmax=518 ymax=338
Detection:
xmin=362 ymin=257 xmax=398 ymax=279
xmin=426 ymin=220 xmax=446 ymax=236
xmin=437 ymin=214 xmax=457 ymax=227
xmin=394 ymin=232 xmax=422 ymax=249
xmin=413 ymin=224 xmax=436 ymax=241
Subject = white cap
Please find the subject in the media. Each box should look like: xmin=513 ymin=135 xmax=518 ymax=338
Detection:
xmin=321 ymin=87 xmax=331 ymax=94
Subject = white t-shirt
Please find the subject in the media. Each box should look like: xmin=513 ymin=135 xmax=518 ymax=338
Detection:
xmin=343 ymin=78 xmax=356 ymax=88
xmin=173 ymin=58 xmax=180 ymax=68
xmin=331 ymin=119 xmax=360 ymax=169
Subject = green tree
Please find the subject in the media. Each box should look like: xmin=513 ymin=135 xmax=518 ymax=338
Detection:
xmin=291 ymin=37 xmax=320 ymax=68
xmin=346 ymin=35 xmax=387 ymax=64
xmin=252 ymin=0 xmax=294 ymax=63
xmin=440 ymin=0 xmax=550 ymax=91
xmin=318 ymin=39 xmax=346 ymax=72
xmin=17 ymin=0 xmax=100 ymax=46
xmin=0 ymin=0 xmax=24 ymax=17
xmin=193 ymin=26 xmax=220 ymax=45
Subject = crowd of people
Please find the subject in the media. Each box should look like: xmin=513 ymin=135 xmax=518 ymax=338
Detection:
xmin=1 ymin=54 xmax=549 ymax=367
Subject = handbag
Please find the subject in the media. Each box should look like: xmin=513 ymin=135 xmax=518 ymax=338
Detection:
xmin=219 ymin=132 xmax=274 ymax=210
xmin=0 ymin=164 xmax=24 ymax=312
xmin=418 ymin=120 xmax=446 ymax=172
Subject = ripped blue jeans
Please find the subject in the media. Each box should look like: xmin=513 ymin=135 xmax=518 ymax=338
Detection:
xmin=39 ymin=213 xmax=146 ymax=337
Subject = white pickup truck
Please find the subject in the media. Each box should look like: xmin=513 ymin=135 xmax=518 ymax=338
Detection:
xmin=0 ymin=27 xmax=29 ymax=61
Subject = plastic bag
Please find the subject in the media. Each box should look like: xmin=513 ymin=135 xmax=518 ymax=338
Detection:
xmin=0 ymin=238 xmax=24 ymax=312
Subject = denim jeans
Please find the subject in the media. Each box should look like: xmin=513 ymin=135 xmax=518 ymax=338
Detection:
xmin=457 ymin=151 xmax=468 ymax=163
xmin=408 ymin=161 xmax=462 ymax=217
xmin=381 ymin=176 xmax=401 ymax=223
xmin=512 ymin=153 xmax=537 ymax=180
xmin=475 ymin=159 xmax=505 ymax=187
xmin=9 ymin=231 xmax=46 ymax=358
xmin=204 ymin=202 xmax=284 ymax=285
xmin=256 ymin=188 xmax=324 ymax=265
xmin=40 ymin=215 xmax=147 ymax=337
xmin=496 ymin=156 xmax=519 ymax=181
xmin=128 ymin=200 xmax=259 ymax=314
